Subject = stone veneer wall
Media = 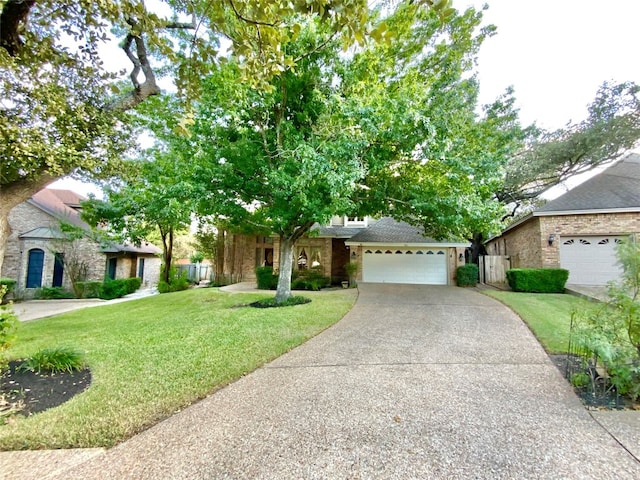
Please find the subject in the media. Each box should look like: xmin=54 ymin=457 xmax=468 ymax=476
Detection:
xmin=2 ymin=202 xmax=107 ymax=296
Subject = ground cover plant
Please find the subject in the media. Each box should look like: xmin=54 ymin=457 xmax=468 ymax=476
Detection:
xmin=483 ymin=290 xmax=593 ymax=354
xmin=0 ymin=287 xmax=356 ymax=450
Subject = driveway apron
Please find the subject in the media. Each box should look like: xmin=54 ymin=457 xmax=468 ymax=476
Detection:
xmin=52 ymin=284 xmax=640 ymax=479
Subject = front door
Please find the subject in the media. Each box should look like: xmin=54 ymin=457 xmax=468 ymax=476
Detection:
xmin=107 ymin=257 xmax=117 ymax=280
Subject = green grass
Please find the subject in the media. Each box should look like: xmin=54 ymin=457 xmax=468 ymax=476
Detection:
xmin=0 ymin=287 xmax=356 ymax=450
xmin=484 ymin=290 xmax=595 ymax=354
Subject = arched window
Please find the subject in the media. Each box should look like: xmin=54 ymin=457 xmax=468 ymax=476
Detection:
xmin=26 ymin=248 xmax=45 ymax=288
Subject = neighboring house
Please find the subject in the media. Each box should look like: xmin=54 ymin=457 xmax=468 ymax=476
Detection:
xmin=1 ymin=188 xmax=161 ymax=297
xmin=222 ymin=216 xmax=468 ymax=286
xmin=486 ymin=153 xmax=640 ymax=286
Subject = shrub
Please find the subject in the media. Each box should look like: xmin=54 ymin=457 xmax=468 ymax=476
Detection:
xmin=18 ymin=346 xmax=86 ymax=374
xmin=250 ymin=296 xmax=312 ymax=308
xmin=572 ymin=237 xmax=640 ymax=401
xmin=157 ymin=266 xmax=190 ymax=294
xmin=0 ymin=278 xmax=16 ymax=295
xmin=506 ymin=268 xmax=569 ymax=293
xmin=256 ymin=266 xmax=279 ymax=290
xmin=0 ymin=286 xmax=18 ymax=373
xmin=123 ymin=277 xmax=142 ymax=294
xmin=74 ymin=281 xmax=103 ymax=299
xmin=456 ymin=264 xmax=479 ymax=287
xmin=291 ymin=268 xmax=331 ymax=291
xmin=99 ymin=279 xmax=128 ymax=300
xmin=36 ymin=287 xmax=76 ymax=299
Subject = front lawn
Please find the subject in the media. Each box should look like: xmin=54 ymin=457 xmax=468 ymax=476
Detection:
xmin=0 ymin=287 xmax=356 ymax=450
xmin=484 ymin=290 xmax=595 ymax=354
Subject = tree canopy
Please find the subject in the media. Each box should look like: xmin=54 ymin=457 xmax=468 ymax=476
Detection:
xmin=188 ymin=4 xmax=522 ymax=301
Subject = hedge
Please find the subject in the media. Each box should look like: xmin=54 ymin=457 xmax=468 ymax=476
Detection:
xmin=75 ymin=281 xmax=103 ymax=299
xmin=456 ymin=264 xmax=479 ymax=287
xmin=256 ymin=266 xmax=279 ymax=290
xmin=506 ymin=268 xmax=569 ymax=293
xmin=0 ymin=278 xmax=16 ymax=293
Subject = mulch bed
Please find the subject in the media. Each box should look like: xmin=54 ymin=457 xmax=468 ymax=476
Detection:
xmin=1 ymin=361 xmax=91 ymax=417
xmin=549 ymin=354 xmax=637 ymax=410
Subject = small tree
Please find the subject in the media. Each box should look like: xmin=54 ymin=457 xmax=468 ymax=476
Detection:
xmin=50 ymin=222 xmax=93 ymax=297
xmin=573 ymin=235 xmax=640 ymax=400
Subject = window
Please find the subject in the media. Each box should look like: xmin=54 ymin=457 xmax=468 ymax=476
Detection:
xmin=107 ymin=257 xmax=117 ymax=280
xmin=26 ymin=249 xmax=45 ymax=288
xmin=138 ymin=258 xmax=145 ymax=280
xmin=297 ymin=246 xmax=322 ymax=269
xmin=344 ymin=217 xmax=368 ymax=227
xmin=52 ymin=253 xmax=64 ymax=287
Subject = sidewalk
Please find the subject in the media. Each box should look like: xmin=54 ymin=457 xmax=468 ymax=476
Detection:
xmin=2 ymin=284 xmax=637 ymax=479
xmin=11 ymin=289 xmax=158 ymax=322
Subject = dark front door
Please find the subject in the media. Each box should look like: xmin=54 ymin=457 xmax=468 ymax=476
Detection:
xmin=26 ymin=249 xmax=45 ymax=288
xmin=52 ymin=253 xmax=65 ymax=287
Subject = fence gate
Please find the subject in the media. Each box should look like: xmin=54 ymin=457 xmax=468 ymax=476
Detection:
xmin=479 ymin=255 xmax=510 ymax=284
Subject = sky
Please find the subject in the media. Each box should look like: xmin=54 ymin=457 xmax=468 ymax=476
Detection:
xmin=52 ymin=0 xmax=640 ymax=196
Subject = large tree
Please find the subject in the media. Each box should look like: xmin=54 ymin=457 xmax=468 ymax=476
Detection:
xmin=1 ymin=0 xmax=451 ymax=273
xmin=190 ymin=4 xmax=522 ymax=303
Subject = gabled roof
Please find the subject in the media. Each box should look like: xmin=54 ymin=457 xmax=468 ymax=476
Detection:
xmin=493 ymin=153 xmax=640 ymax=238
xmin=312 ymin=218 xmax=379 ymax=238
xmin=23 ymin=188 xmax=161 ymax=255
xmin=537 ymin=153 xmax=640 ymax=214
xmin=28 ymin=189 xmax=89 ymax=229
xmin=345 ymin=217 xmax=468 ymax=246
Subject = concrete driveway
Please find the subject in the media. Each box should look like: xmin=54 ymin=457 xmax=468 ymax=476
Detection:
xmin=3 ymin=284 xmax=639 ymax=479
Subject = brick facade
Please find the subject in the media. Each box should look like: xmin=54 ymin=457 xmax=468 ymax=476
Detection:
xmin=486 ymin=212 xmax=640 ymax=270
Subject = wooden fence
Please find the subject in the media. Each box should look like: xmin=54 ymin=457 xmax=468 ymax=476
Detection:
xmin=478 ymin=255 xmax=510 ymax=284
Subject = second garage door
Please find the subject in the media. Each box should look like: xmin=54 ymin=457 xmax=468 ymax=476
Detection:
xmin=560 ymin=236 xmax=624 ymax=285
xmin=362 ymin=248 xmax=447 ymax=285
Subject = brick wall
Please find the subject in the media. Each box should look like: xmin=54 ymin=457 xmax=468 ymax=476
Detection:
xmin=487 ymin=212 xmax=640 ymax=269
xmin=486 ymin=217 xmax=543 ymax=268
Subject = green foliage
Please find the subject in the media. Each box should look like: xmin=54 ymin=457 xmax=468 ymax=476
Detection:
xmin=344 ymin=262 xmax=358 ymax=281
xmin=572 ymin=237 xmax=640 ymax=400
xmin=190 ymin=252 xmax=205 ymax=264
xmin=250 ymin=296 xmax=312 ymax=308
xmin=256 ymin=267 xmax=279 ymax=290
xmin=506 ymin=269 xmax=569 ymax=293
xmin=17 ymin=347 xmax=86 ymax=375
xmin=292 ymin=269 xmax=331 ymax=291
xmin=500 ymin=81 xmax=640 ymax=205
xmin=0 ymin=286 xmax=19 ymax=372
xmin=99 ymin=279 xmax=129 ymax=300
xmin=123 ymin=277 xmax=142 ymax=294
xmin=157 ymin=267 xmax=189 ymax=294
xmin=456 ymin=264 xmax=479 ymax=287
xmin=0 ymin=279 xmax=16 ymax=294
xmin=74 ymin=281 xmax=103 ymax=299
xmin=36 ymin=287 xmax=76 ymax=300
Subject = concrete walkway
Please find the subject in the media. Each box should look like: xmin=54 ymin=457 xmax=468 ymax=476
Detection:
xmin=11 ymin=289 xmax=159 ymax=322
xmin=2 ymin=284 xmax=640 ymax=479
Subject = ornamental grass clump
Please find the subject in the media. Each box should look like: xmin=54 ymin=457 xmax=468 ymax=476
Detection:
xmin=18 ymin=346 xmax=86 ymax=374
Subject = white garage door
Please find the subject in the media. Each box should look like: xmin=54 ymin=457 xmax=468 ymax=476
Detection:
xmin=560 ymin=236 xmax=624 ymax=285
xmin=362 ymin=248 xmax=448 ymax=285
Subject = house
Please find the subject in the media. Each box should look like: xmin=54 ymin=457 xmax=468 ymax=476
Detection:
xmin=222 ymin=216 xmax=468 ymax=286
xmin=485 ymin=153 xmax=640 ymax=286
xmin=1 ymin=188 xmax=162 ymax=297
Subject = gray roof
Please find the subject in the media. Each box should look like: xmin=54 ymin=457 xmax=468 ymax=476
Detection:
xmin=537 ymin=153 xmax=640 ymax=213
xmin=346 ymin=217 xmax=466 ymax=245
xmin=18 ymin=227 xmax=66 ymax=240
xmin=101 ymin=243 xmax=162 ymax=255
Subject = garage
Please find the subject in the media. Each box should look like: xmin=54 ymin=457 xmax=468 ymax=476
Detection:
xmin=560 ymin=236 xmax=624 ymax=285
xmin=362 ymin=248 xmax=448 ymax=285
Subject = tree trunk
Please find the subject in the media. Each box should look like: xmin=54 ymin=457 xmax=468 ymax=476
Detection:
xmin=160 ymin=225 xmax=174 ymax=284
xmin=469 ymin=232 xmax=487 ymax=265
xmin=275 ymin=235 xmax=294 ymax=304
xmin=215 ymin=228 xmax=226 ymax=281
xmin=0 ymin=174 xmax=57 ymax=274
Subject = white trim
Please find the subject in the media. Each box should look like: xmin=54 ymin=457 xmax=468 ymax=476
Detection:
xmin=346 ymin=241 xmax=468 ymax=248
xmin=534 ymin=207 xmax=640 ymax=217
